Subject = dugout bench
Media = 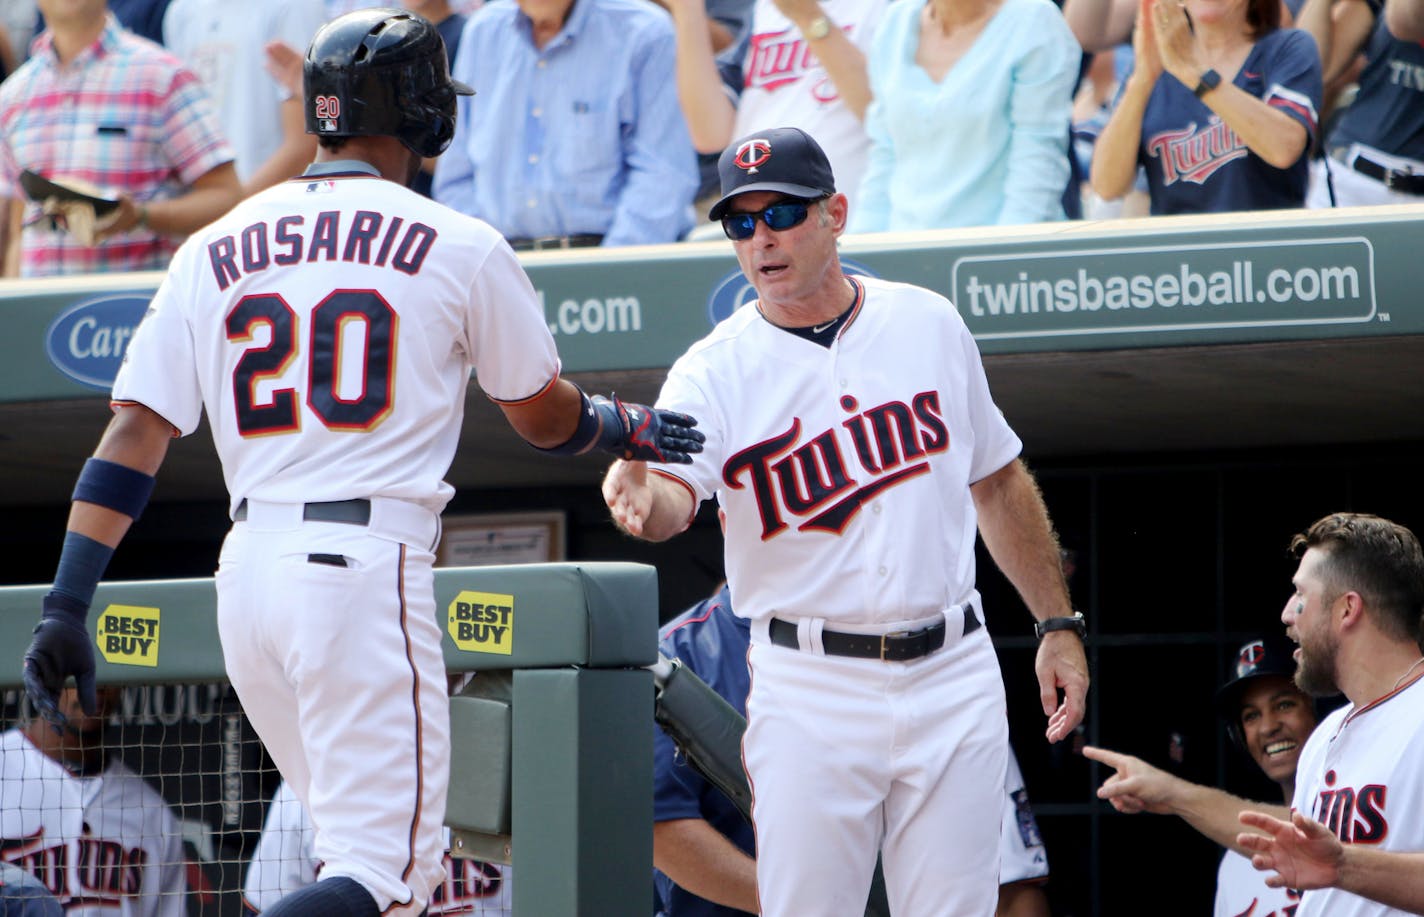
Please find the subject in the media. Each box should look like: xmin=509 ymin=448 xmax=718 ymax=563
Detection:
xmin=0 ymin=562 xmax=657 ymax=916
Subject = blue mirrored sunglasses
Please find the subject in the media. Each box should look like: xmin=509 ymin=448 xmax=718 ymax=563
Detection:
xmin=720 ymin=199 xmax=820 ymax=241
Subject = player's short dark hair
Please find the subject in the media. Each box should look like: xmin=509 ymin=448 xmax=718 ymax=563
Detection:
xmin=1245 ymin=0 xmax=1281 ymax=39
xmin=1291 ymin=513 xmax=1424 ymax=646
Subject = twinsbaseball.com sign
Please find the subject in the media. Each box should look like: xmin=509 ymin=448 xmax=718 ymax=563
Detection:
xmin=950 ymin=237 xmax=1378 ymax=340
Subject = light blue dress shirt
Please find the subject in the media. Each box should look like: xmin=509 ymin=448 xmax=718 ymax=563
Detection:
xmin=433 ymin=0 xmax=698 ymax=245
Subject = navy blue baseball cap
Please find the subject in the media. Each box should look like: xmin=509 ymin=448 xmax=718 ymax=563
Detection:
xmin=1214 ymin=635 xmax=1299 ymax=718
xmin=708 ymin=127 xmax=837 ymax=220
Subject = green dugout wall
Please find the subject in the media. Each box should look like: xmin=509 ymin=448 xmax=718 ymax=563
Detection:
xmin=0 ymin=563 xmax=657 ymax=916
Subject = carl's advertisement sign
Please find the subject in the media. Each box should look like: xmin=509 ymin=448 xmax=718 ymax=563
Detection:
xmin=45 ymin=294 xmax=150 ymax=390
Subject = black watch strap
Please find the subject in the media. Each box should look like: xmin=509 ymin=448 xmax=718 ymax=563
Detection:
xmin=1193 ymin=68 xmax=1221 ymax=98
xmin=1034 ymin=613 xmax=1086 ymax=641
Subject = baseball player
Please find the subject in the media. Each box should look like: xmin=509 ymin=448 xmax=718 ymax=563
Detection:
xmin=1083 ymin=635 xmax=1321 ymax=916
xmin=18 ymin=10 xmax=702 ymax=917
xmin=1238 ymin=811 xmax=1424 ymax=911
xmin=1269 ymin=512 xmax=1424 ymax=917
xmin=1090 ymin=513 xmax=1424 ymax=917
xmin=0 ymin=688 xmax=187 ymax=917
xmin=604 ymin=125 xmax=1088 ymax=916
xmin=654 ymin=583 xmax=1052 ymax=917
xmin=243 ymin=780 xmax=511 ymax=915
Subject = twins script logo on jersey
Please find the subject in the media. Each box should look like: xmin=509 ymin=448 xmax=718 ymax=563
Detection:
xmin=745 ymin=27 xmax=849 ymax=103
xmin=3 ymin=831 xmax=148 ymax=905
xmin=1312 ymin=768 xmax=1388 ymax=843
xmin=725 ymin=389 xmax=949 ymax=539
xmin=1146 ymin=118 xmax=1248 ymax=185
xmin=1224 ymin=893 xmax=1300 ymax=917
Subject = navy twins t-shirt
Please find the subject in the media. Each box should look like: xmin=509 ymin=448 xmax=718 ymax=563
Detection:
xmin=1137 ymin=28 xmax=1322 ymax=214
xmin=1327 ymin=5 xmax=1424 ymax=162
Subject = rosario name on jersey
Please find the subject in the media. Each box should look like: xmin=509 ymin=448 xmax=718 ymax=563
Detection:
xmin=110 ymin=170 xmax=560 ymax=517
xmin=652 ymin=276 xmax=1022 ymax=627
xmin=1289 ymin=673 xmax=1424 ymax=917
xmin=0 ymin=731 xmax=186 ymax=916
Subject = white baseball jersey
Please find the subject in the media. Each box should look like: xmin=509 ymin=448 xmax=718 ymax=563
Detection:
xmin=1213 ymin=848 xmax=1300 ymax=917
xmin=244 ymin=781 xmax=511 ymax=915
xmin=112 ymin=163 xmax=561 ymax=517
xmin=162 ymin=0 xmax=327 ymax=183
xmin=733 ymin=0 xmax=886 ymax=213
xmin=1000 ymin=749 xmax=1049 ymax=886
xmin=654 ymin=275 xmax=1022 ymax=626
xmin=0 ymin=730 xmax=187 ymax=917
xmin=1289 ymin=671 xmax=1424 ymax=917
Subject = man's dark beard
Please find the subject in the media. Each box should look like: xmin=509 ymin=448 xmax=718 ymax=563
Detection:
xmin=1295 ymin=645 xmax=1340 ymax=697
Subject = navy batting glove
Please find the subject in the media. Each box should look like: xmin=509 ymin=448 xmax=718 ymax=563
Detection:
xmin=23 ymin=592 xmax=98 ymax=733
xmin=591 ymin=395 xmax=704 ymax=464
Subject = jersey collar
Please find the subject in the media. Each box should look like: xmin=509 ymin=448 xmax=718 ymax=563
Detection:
xmin=301 ymin=160 xmax=382 ymax=179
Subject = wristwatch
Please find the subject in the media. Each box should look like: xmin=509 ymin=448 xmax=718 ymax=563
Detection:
xmin=803 ymin=14 xmax=832 ymax=40
xmin=1193 ymin=68 xmax=1221 ymax=99
xmin=1034 ymin=612 xmax=1086 ymax=641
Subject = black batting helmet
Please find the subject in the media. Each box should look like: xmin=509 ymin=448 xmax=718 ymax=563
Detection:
xmin=1214 ymin=635 xmax=1300 ymax=750
xmin=303 ymin=8 xmax=474 ymax=158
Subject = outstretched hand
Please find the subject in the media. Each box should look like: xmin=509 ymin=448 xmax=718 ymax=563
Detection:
xmin=1081 ymin=745 xmax=1185 ymax=815
xmin=592 ymin=395 xmax=704 ymax=464
xmin=603 ymin=459 xmax=655 ymax=537
xmin=23 ymin=595 xmax=98 ymax=734
xmin=1036 ymin=631 xmax=1089 ymax=742
xmin=1238 ymin=810 xmax=1343 ymax=890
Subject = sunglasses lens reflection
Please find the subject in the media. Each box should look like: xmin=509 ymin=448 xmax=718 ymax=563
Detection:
xmin=720 ymin=201 xmax=812 ymax=241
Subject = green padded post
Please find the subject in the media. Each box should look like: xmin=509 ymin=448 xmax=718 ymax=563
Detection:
xmin=510 ymin=667 xmax=653 ymax=915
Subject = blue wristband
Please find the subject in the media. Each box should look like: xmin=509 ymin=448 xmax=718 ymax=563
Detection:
xmin=50 ymin=531 xmax=115 ymax=609
xmin=534 ymin=386 xmax=603 ymax=456
xmin=72 ymin=457 xmax=156 ymax=520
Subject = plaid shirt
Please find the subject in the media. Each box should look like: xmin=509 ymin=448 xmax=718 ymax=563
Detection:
xmin=0 ymin=16 xmax=234 ymax=277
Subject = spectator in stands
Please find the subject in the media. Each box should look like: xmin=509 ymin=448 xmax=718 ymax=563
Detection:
xmin=432 ymin=0 xmax=698 ymax=249
xmin=0 ymin=0 xmax=240 ymax=278
xmin=669 ymin=0 xmax=885 ymax=216
xmin=1296 ymin=0 xmax=1424 ymax=207
xmin=1064 ymin=0 xmax=1302 ymax=51
xmin=244 ymin=779 xmax=510 ymax=915
xmin=653 ymin=582 xmax=1054 ymax=916
xmin=0 ymin=1 xmax=36 ymax=70
xmin=1089 ymin=0 xmax=1322 ymax=214
xmin=162 ymin=0 xmax=325 ymax=198
xmin=403 ymin=0 xmax=469 ymax=198
xmin=0 ymin=23 xmax=17 ymax=79
xmin=847 ymin=0 xmax=1080 ymax=232
xmin=0 ymin=687 xmax=187 ymax=916
xmin=36 ymin=0 xmax=172 ymax=46
xmin=1385 ymin=0 xmax=1424 ymax=36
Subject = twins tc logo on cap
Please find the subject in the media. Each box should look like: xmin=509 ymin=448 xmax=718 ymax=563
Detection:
xmin=734 ymin=139 xmax=773 ymax=174
xmin=1235 ymin=640 xmax=1267 ymax=677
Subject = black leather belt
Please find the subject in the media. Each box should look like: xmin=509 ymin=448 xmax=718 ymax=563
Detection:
xmin=1334 ymin=149 xmax=1424 ymax=194
xmin=769 ymin=609 xmax=977 ymax=662
xmin=507 ymin=233 xmax=604 ymax=251
xmin=234 ymin=498 xmax=371 ymax=525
